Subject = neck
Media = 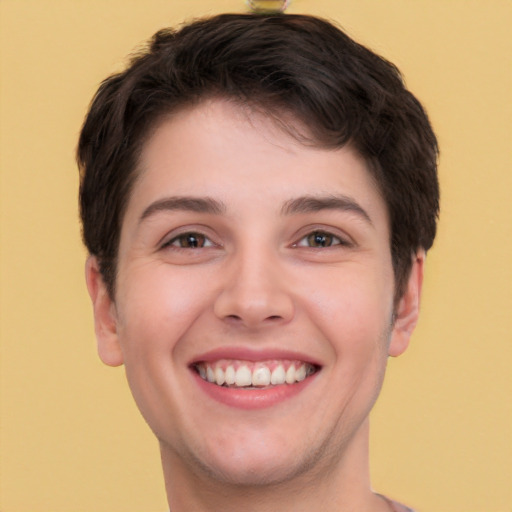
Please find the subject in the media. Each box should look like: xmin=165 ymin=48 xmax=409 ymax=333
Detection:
xmin=161 ymin=419 xmax=389 ymax=512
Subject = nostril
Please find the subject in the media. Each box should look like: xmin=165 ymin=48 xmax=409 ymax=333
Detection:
xmin=213 ymin=285 xmax=294 ymax=326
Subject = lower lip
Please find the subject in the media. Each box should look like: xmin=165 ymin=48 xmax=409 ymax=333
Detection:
xmin=191 ymin=370 xmax=318 ymax=410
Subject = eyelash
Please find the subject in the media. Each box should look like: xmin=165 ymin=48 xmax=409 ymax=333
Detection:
xmin=294 ymin=230 xmax=350 ymax=249
xmin=161 ymin=229 xmax=350 ymax=250
xmin=162 ymin=232 xmax=215 ymax=249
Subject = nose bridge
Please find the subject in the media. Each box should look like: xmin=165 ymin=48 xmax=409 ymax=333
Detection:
xmin=213 ymin=242 xmax=294 ymax=327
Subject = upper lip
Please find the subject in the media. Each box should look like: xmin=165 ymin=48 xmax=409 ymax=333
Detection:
xmin=189 ymin=346 xmax=322 ymax=367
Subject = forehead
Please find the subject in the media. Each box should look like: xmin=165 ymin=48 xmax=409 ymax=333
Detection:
xmin=124 ymin=99 xmax=388 ymax=228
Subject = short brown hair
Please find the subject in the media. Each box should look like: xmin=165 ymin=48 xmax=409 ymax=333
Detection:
xmin=77 ymin=13 xmax=439 ymax=300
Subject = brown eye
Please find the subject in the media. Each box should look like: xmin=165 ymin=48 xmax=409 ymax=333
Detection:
xmin=306 ymin=231 xmax=336 ymax=248
xmin=171 ymin=233 xmax=208 ymax=248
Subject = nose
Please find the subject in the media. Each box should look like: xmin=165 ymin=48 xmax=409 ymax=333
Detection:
xmin=213 ymin=248 xmax=295 ymax=329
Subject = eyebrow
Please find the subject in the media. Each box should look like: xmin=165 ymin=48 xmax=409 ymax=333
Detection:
xmin=139 ymin=193 xmax=372 ymax=225
xmin=281 ymin=194 xmax=372 ymax=225
xmin=139 ymin=196 xmax=226 ymax=222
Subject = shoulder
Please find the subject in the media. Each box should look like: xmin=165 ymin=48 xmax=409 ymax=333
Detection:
xmin=391 ymin=501 xmax=414 ymax=512
xmin=389 ymin=499 xmax=416 ymax=512
xmin=379 ymin=494 xmax=416 ymax=512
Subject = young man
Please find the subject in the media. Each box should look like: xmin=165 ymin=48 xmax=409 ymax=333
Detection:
xmin=78 ymin=13 xmax=438 ymax=512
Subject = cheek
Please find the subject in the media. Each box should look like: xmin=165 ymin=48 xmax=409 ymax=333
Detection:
xmin=113 ymin=265 xmax=215 ymax=433
xmin=301 ymin=270 xmax=393 ymax=430
xmin=303 ymin=265 xmax=393 ymax=342
xmin=115 ymin=263 xmax=214 ymax=358
xmin=301 ymin=264 xmax=394 ymax=400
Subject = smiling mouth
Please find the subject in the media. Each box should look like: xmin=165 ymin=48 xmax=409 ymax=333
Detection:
xmin=193 ymin=359 xmax=319 ymax=388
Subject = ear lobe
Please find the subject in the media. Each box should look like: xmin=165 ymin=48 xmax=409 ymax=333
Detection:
xmin=85 ymin=256 xmax=124 ymax=367
xmin=388 ymin=251 xmax=425 ymax=357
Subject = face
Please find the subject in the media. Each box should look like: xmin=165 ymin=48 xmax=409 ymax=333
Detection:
xmin=87 ymin=100 xmax=422 ymax=487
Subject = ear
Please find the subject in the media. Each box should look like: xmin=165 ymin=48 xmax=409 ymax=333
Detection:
xmin=85 ymin=256 xmax=124 ymax=367
xmin=388 ymin=250 xmax=425 ymax=357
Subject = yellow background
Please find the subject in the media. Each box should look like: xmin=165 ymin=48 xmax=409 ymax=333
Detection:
xmin=1 ymin=1 xmax=511 ymax=510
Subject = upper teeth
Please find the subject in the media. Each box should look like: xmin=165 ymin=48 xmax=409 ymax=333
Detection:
xmin=196 ymin=360 xmax=315 ymax=388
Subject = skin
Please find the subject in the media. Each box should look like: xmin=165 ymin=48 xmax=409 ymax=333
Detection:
xmin=86 ymin=99 xmax=423 ymax=512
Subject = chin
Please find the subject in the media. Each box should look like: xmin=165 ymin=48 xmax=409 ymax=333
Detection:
xmin=174 ymin=428 xmax=328 ymax=488
xmin=197 ymin=453 xmax=312 ymax=487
